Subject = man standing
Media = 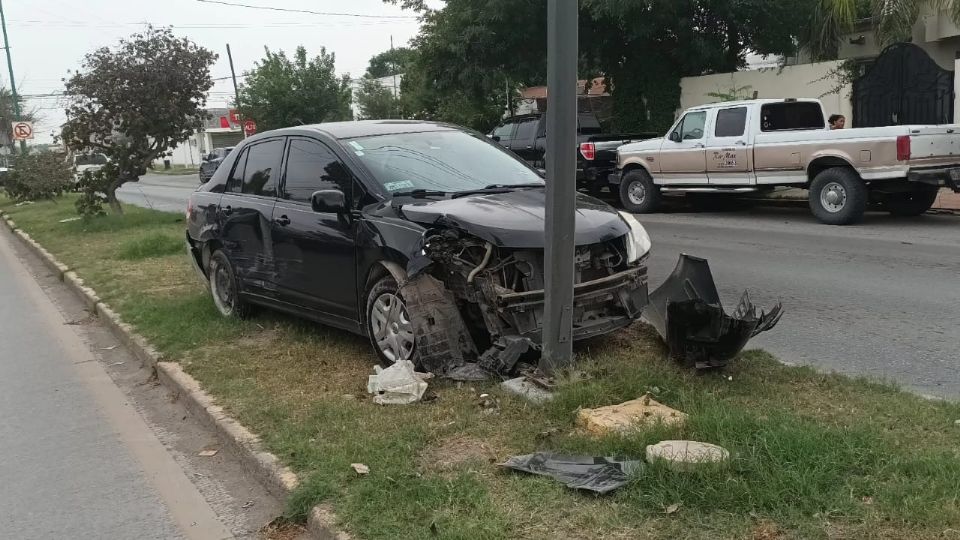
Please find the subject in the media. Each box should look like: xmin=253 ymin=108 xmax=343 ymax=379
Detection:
xmin=829 ymin=114 xmax=846 ymax=129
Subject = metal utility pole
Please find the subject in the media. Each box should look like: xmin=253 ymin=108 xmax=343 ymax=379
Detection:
xmin=539 ymin=0 xmax=578 ymax=374
xmin=226 ymin=43 xmax=245 ymax=139
xmin=0 ymin=0 xmax=25 ymax=154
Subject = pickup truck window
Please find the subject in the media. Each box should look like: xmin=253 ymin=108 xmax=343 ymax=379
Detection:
xmin=715 ymin=107 xmax=747 ymax=137
xmin=760 ymin=102 xmax=825 ymax=132
xmin=672 ymin=111 xmax=707 ymax=141
xmin=514 ymin=118 xmax=538 ymax=142
xmin=492 ymin=122 xmax=516 ymax=141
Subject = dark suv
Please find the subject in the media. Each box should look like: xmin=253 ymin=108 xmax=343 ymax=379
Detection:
xmin=199 ymin=147 xmax=234 ymax=183
xmin=186 ymin=121 xmax=651 ymax=378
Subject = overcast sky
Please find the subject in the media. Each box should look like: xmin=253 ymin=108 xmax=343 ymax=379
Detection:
xmin=5 ymin=0 xmax=439 ymax=143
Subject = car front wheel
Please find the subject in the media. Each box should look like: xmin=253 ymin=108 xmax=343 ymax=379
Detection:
xmin=366 ymin=276 xmax=416 ymax=366
xmin=208 ymin=250 xmax=252 ymax=318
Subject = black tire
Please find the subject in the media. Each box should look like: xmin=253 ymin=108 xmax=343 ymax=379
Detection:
xmin=208 ymin=250 xmax=252 ymax=319
xmin=365 ymin=275 xmax=417 ymax=367
xmin=808 ymin=168 xmax=868 ymax=225
xmin=884 ymin=186 xmax=939 ymax=216
xmin=618 ymin=169 xmax=661 ymax=213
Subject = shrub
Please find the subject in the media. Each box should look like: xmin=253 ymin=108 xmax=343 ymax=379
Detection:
xmin=2 ymin=152 xmax=75 ymax=202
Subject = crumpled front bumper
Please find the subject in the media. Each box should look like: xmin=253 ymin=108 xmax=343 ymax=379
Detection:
xmin=643 ymin=254 xmax=782 ymax=369
xmin=484 ymin=265 xmax=649 ymax=342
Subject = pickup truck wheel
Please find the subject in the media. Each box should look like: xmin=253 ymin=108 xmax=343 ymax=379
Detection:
xmin=809 ymin=168 xmax=867 ymax=225
xmin=884 ymin=186 xmax=939 ymax=216
xmin=619 ymin=169 xmax=661 ymax=213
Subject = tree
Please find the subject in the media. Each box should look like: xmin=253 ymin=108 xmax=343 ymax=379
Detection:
xmin=388 ymin=0 xmax=817 ymax=134
xmin=804 ymin=0 xmax=952 ymax=60
xmin=238 ymin=46 xmax=353 ymax=131
xmin=355 ymin=77 xmax=401 ymax=119
xmin=62 ymin=26 xmax=216 ymax=215
xmin=365 ymin=46 xmax=416 ymax=78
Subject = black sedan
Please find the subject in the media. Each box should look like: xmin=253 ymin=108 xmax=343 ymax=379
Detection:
xmin=185 ymin=121 xmax=651 ymax=378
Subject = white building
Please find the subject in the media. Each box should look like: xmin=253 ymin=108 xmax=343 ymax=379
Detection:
xmin=162 ymin=108 xmax=245 ymax=166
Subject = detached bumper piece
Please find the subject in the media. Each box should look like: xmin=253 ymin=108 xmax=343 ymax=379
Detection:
xmin=644 ymin=255 xmax=783 ymax=369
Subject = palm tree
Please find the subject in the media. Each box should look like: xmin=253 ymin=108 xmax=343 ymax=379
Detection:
xmin=806 ymin=0 xmax=960 ymax=60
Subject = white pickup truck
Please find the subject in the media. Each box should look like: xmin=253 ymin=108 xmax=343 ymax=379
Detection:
xmin=613 ymin=98 xmax=960 ymax=224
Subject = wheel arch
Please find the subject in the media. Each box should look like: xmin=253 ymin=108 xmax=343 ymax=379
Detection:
xmin=807 ymin=155 xmax=859 ymax=185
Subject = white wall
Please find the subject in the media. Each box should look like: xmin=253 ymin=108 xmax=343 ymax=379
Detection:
xmin=680 ymin=61 xmax=853 ymax=121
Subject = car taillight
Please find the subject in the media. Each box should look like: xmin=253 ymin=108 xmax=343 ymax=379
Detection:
xmin=897 ymin=135 xmax=911 ymax=161
xmin=579 ymin=142 xmax=596 ymax=161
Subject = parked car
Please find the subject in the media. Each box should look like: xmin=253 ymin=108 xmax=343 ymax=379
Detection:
xmin=73 ymin=152 xmax=108 ymax=180
xmin=199 ymin=147 xmax=234 ymax=183
xmin=186 ymin=121 xmax=651 ymax=378
xmin=489 ymin=113 xmax=656 ymax=194
xmin=614 ymin=98 xmax=960 ymax=224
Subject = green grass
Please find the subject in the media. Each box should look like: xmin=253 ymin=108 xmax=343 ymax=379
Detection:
xmin=4 ymin=194 xmax=960 ymax=540
xmin=148 ymin=165 xmax=200 ymax=176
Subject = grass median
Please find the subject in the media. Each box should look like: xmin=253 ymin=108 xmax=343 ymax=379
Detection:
xmin=3 ymin=194 xmax=960 ymax=540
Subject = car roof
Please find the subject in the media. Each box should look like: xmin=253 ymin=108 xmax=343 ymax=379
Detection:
xmin=688 ymin=98 xmax=821 ymax=111
xmin=305 ymin=120 xmax=457 ymax=139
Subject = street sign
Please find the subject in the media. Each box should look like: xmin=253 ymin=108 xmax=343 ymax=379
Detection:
xmin=243 ymin=119 xmax=257 ymax=136
xmin=12 ymin=121 xmax=33 ymax=141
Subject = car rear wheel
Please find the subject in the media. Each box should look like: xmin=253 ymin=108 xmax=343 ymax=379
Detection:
xmin=809 ymin=168 xmax=867 ymax=225
xmin=618 ymin=169 xmax=661 ymax=213
xmin=884 ymin=186 xmax=939 ymax=216
xmin=366 ymin=276 xmax=416 ymax=366
xmin=208 ymin=250 xmax=252 ymax=319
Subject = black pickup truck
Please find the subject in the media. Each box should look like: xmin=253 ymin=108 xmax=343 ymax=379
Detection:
xmin=489 ymin=113 xmax=656 ymax=193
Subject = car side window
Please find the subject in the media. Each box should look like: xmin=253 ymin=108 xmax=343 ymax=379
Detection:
xmin=226 ymin=147 xmax=249 ymax=193
xmin=492 ymin=122 xmax=516 ymax=140
xmin=241 ymin=139 xmax=283 ymax=197
xmin=714 ymin=107 xmax=747 ymax=137
xmin=282 ymin=138 xmax=352 ymax=204
xmin=678 ymin=111 xmax=706 ymax=140
xmin=513 ymin=119 xmax=538 ymax=142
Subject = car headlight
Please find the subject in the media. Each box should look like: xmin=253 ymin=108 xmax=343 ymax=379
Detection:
xmin=618 ymin=211 xmax=651 ymax=263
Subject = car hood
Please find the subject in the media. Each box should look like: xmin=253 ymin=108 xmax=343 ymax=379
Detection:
xmin=398 ymin=189 xmax=630 ymax=248
xmin=619 ymin=138 xmax=663 ymax=154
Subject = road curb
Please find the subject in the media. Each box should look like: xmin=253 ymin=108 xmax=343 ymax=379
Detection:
xmin=0 ymin=210 xmax=342 ymax=539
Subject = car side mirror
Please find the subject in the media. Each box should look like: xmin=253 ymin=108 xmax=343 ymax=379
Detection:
xmin=491 ymin=135 xmax=501 ymax=142
xmin=311 ymin=189 xmax=346 ymax=214
xmin=669 ymin=131 xmax=681 ymax=143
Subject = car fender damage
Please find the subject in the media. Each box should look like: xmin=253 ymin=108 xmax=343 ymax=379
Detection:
xmin=643 ymin=254 xmax=784 ymax=369
xmin=395 ymin=224 xmax=782 ymax=378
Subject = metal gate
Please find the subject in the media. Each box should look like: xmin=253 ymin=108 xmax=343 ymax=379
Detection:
xmin=852 ymin=43 xmax=954 ymax=127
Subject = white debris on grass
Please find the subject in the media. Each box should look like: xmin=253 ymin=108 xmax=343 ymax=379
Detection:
xmin=646 ymin=440 xmax=729 ymax=471
xmin=366 ymin=360 xmax=432 ymax=405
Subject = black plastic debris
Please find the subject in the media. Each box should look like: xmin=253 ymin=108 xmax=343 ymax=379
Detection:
xmin=644 ymin=254 xmax=783 ymax=369
xmin=500 ymin=453 xmax=642 ymax=494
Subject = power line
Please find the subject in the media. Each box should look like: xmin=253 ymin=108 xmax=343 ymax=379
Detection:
xmin=194 ymin=0 xmax=418 ymax=19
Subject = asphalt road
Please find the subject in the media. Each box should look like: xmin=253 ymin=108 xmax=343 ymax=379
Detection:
xmin=116 ymin=172 xmax=202 ymax=213
xmin=116 ymin=174 xmax=960 ymax=398
xmin=0 ymin=227 xmax=232 ymax=538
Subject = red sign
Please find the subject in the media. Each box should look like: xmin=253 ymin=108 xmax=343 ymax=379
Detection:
xmin=243 ymin=120 xmax=257 ymax=136
xmin=228 ymin=109 xmax=241 ymax=125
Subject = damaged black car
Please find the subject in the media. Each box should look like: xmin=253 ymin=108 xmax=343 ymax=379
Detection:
xmin=185 ymin=120 xmax=652 ymax=377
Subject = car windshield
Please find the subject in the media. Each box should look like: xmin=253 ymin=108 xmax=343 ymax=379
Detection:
xmin=347 ymin=130 xmax=543 ymax=195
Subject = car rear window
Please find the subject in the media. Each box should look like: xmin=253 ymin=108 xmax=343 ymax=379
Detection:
xmin=760 ymin=102 xmax=825 ymax=132
xmin=714 ymin=107 xmax=747 ymax=137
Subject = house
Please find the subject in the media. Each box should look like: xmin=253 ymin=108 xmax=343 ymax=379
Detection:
xmin=163 ymin=108 xmax=245 ymax=166
xmin=681 ymin=6 xmax=960 ymax=127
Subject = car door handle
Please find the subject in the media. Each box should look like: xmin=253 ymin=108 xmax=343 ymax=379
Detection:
xmin=221 ymin=205 xmax=233 ymax=216
xmin=273 ymin=215 xmax=291 ymax=227
xmin=694 ymin=143 xmax=705 ymax=148
xmin=735 ymin=140 xmax=746 ymax=146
